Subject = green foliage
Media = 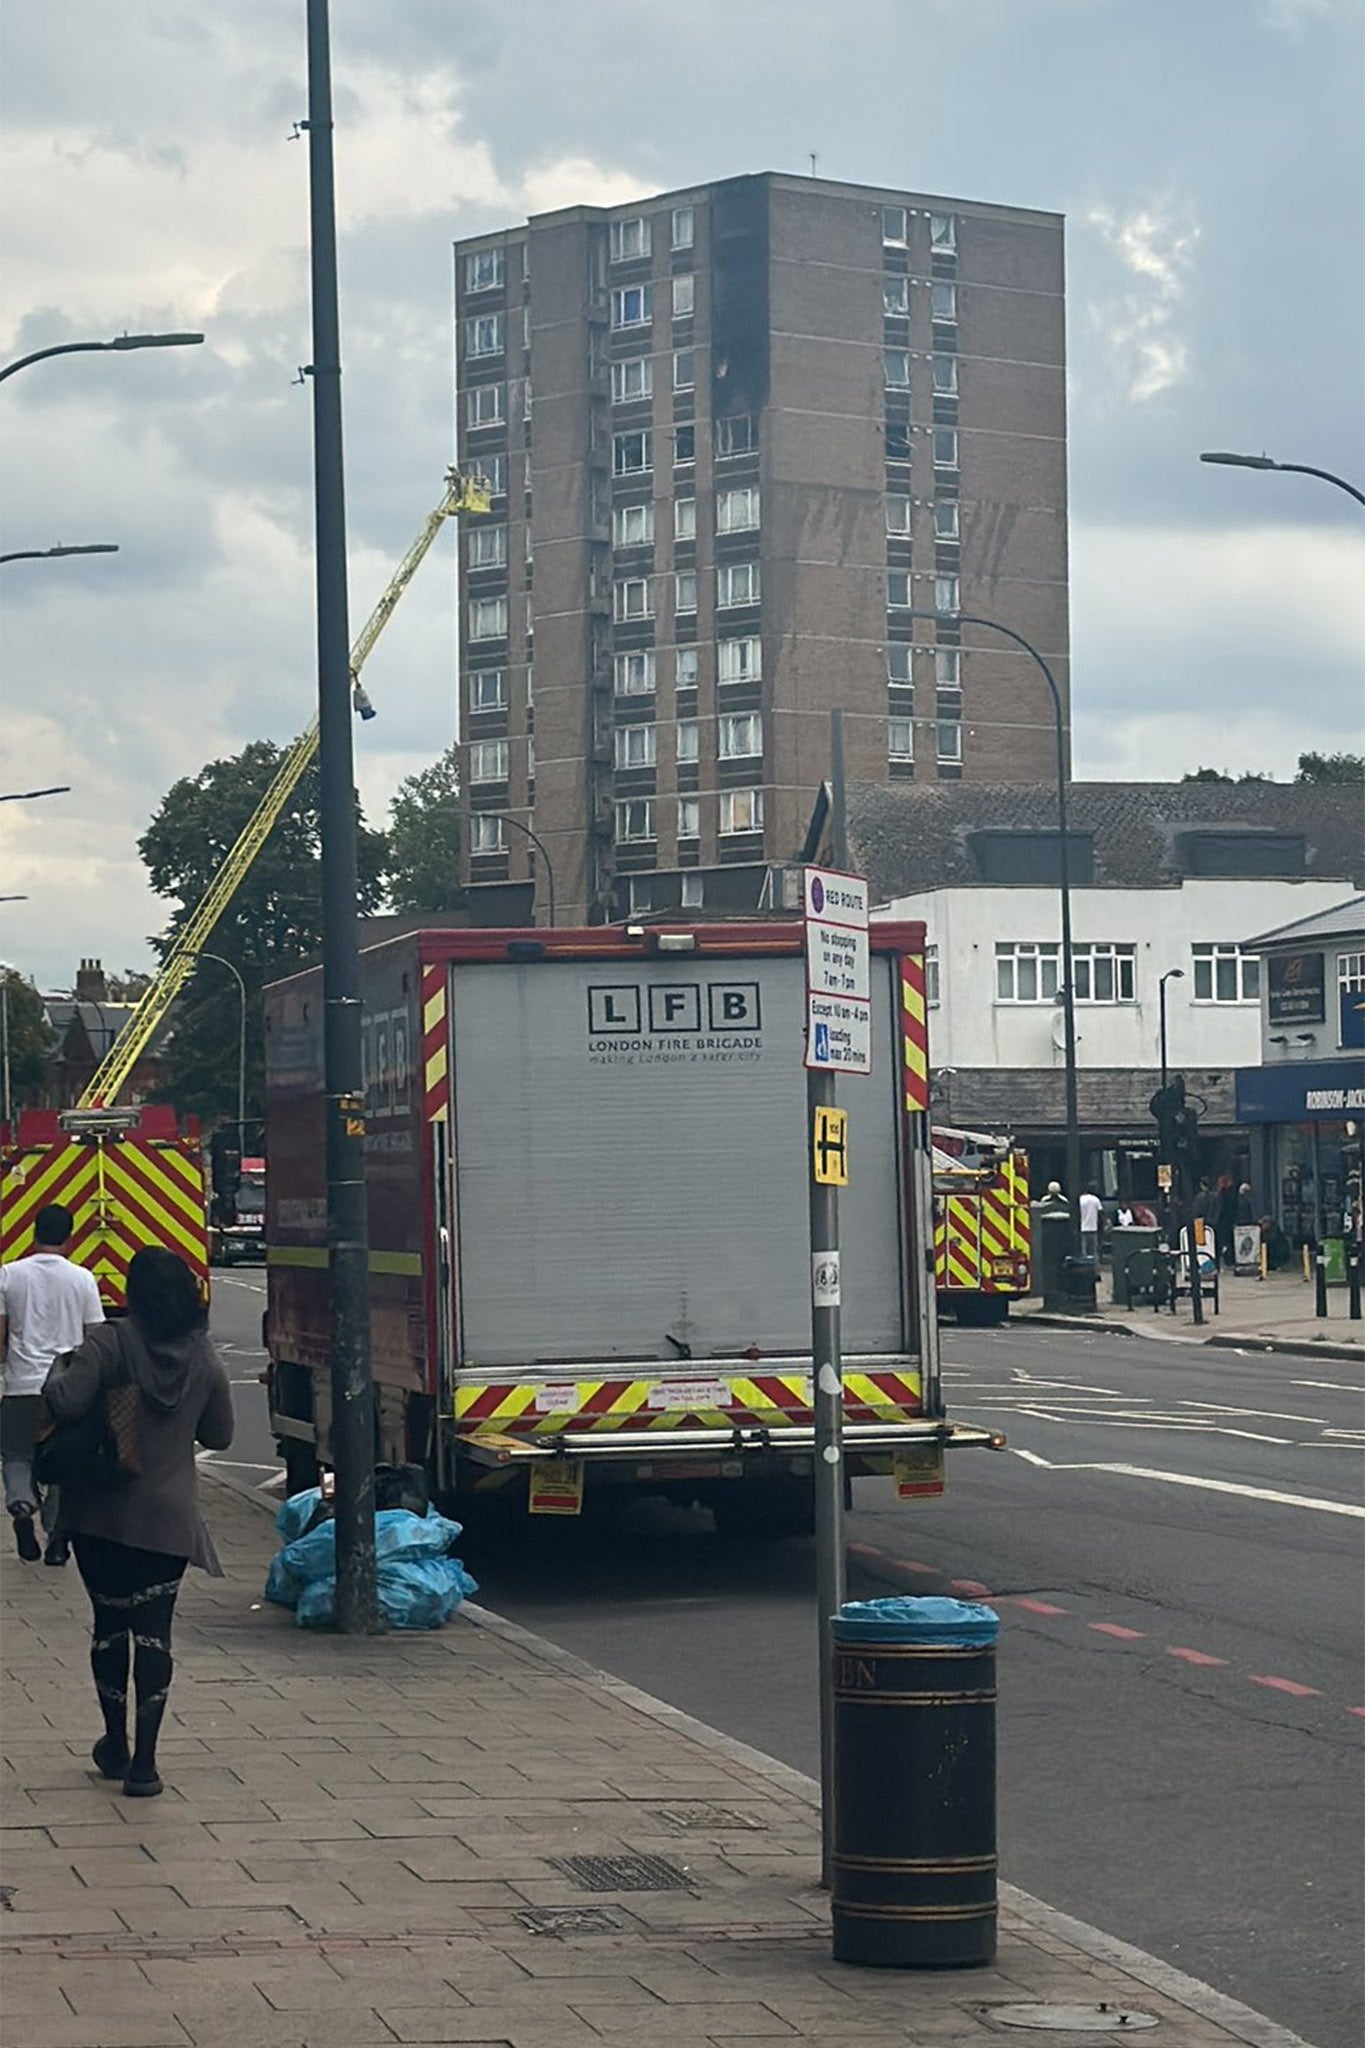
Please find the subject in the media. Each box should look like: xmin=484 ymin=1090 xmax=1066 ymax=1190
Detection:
xmin=138 ymin=741 xmax=388 ymax=1125
xmin=1 ymin=968 xmax=56 ymax=1112
xmin=1182 ymin=767 xmax=1274 ymax=784
xmin=386 ymin=746 xmax=463 ymax=914
xmin=1294 ymin=750 xmax=1364 ymax=785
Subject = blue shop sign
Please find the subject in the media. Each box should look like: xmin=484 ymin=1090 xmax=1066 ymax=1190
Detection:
xmin=1235 ymin=1057 xmax=1365 ymax=1124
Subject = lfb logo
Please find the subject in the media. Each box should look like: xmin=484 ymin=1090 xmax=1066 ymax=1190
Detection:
xmin=587 ymin=982 xmax=761 ymax=1035
xmin=810 ymin=875 xmax=825 ymax=914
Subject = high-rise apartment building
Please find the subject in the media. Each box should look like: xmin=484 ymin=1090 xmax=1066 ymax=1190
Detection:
xmin=453 ymin=173 xmax=1067 ymax=925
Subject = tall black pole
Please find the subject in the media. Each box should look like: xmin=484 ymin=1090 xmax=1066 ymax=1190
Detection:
xmin=306 ymin=0 xmax=377 ymax=1632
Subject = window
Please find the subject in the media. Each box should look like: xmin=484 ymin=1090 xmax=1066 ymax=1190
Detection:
xmin=466 ymin=313 xmax=504 ymax=357
xmin=468 ymin=595 xmax=508 ymax=640
xmin=614 ymin=649 xmax=656 ymax=695
xmin=1340 ymin=953 xmax=1365 ymax=1040
xmin=930 ymin=213 xmax=957 ymax=253
xmin=925 ymin=944 xmax=940 ymax=1005
xmin=719 ymin=712 xmax=762 ymax=759
xmin=469 ymin=739 xmax=508 ymax=783
xmin=676 ymin=718 xmax=700 ymax=763
xmin=885 ymin=420 xmax=912 ymax=461
xmin=680 ymin=869 xmax=704 ymax=905
xmin=883 ymin=275 xmax=910 ymax=316
xmin=931 ymin=281 xmax=957 ymax=324
xmin=933 ymin=428 xmax=959 ymax=470
xmin=611 ymin=284 xmax=653 ymax=328
xmin=1071 ymin=943 xmax=1137 ymax=1003
xmin=1192 ymin=945 xmax=1261 ymax=1003
xmin=719 ymin=788 xmax=764 ymax=835
xmin=675 ymin=647 xmax=700 ymax=688
xmin=673 ymin=349 xmax=695 ymax=391
xmin=469 ymin=813 xmax=506 ymax=854
xmin=525 ymin=593 xmax=535 ymax=637
xmin=612 ymin=501 xmax=654 ymax=548
xmin=717 ymin=486 xmax=760 ymax=533
xmin=464 ymin=248 xmax=504 ymax=293
xmin=672 ymin=274 xmax=695 ymax=318
xmin=882 ymin=204 xmax=908 ymax=245
xmin=996 ymin=943 xmax=1060 ymax=1003
xmin=887 ymin=644 xmax=913 ymax=686
xmin=611 ymin=356 xmax=653 ymax=404
xmin=525 ymin=663 xmax=533 ymax=704
xmin=674 ymin=423 xmax=696 ymax=463
xmin=933 ymin=355 xmax=959 ymax=396
xmin=466 ymin=382 xmax=504 ymax=427
xmin=718 ymin=636 xmax=761 ymax=683
xmin=935 ymin=648 xmax=960 ymax=688
xmin=674 ymin=497 xmax=697 ymax=541
xmin=715 ymin=414 xmax=757 ymax=456
xmin=674 ymin=570 xmax=698 ymax=613
xmin=610 ymin=217 xmax=651 ymax=262
xmin=616 ymin=797 xmax=655 ymax=842
xmin=614 ymin=723 xmax=657 ymax=769
xmin=888 ymin=717 xmax=914 ymax=762
xmin=936 ymin=720 xmax=963 ymax=763
xmin=469 ymin=669 xmax=506 ymax=711
xmin=934 ymin=574 xmax=959 ymax=615
xmin=671 ymin=205 xmax=695 ymax=250
xmin=612 ymin=428 xmax=653 ymax=475
xmin=613 ymin=576 xmax=653 ymax=622
xmin=469 ymin=523 xmax=507 ymax=569
xmin=717 ymin=561 xmax=760 ymax=607
xmin=471 ymin=452 xmax=506 ymax=497
xmin=884 ymin=348 xmax=911 ymax=389
xmin=628 ymin=878 xmax=654 ymax=916
xmin=886 ymin=495 xmax=912 ymax=535
xmin=678 ymin=797 xmax=701 ymax=840
xmin=887 ymin=570 xmax=912 ymax=610
xmin=934 ymin=500 xmax=960 ymax=541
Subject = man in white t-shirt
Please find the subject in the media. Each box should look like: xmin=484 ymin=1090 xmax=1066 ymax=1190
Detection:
xmin=1078 ymin=1186 xmax=1103 ymax=1265
xmin=0 ymin=1203 xmax=104 ymax=1564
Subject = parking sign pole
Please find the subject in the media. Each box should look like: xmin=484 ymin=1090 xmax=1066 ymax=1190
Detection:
xmin=810 ymin=1055 xmax=844 ymax=1891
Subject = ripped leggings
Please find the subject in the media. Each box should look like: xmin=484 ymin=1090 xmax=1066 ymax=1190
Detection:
xmin=72 ymin=1536 xmax=187 ymax=1770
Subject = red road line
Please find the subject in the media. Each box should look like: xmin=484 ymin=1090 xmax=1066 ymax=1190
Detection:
xmin=1167 ymin=1647 xmax=1228 ymax=1667
xmin=951 ymin=1578 xmax=993 ymax=1598
xmin=1250 ymin=1675 xmax=1322 ymax=1698
xmin=1349 ymin=1707 xmax=1365 ymax=1719
xmin=1013 ymin=1598 xmax=1068 ymax=1616
xmin=1089 ymin=1623 xmax=1145 ymax=1640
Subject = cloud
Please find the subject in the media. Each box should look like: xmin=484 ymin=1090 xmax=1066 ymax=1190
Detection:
xmin=1083 ymin=201 xmax=1200 ymax=404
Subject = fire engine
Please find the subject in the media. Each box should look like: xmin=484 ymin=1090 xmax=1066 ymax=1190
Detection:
xmin=932 ymin=1124 xmax=1031 ymax=1324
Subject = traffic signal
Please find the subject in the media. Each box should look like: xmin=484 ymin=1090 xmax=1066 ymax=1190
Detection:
xmin=210 ymin=1126 xmax=242 ymax=1199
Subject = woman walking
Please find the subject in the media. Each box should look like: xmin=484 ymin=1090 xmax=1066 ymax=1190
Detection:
xmin=43 ymin=1247 xmax=233 ymax=1797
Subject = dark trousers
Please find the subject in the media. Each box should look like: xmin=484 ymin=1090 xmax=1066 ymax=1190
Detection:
xmin=72 ymin=1535 xmax=187 ymax=1771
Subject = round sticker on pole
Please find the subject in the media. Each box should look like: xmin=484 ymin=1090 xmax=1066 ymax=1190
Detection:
xmin=812 ymin=1251 xmax=841 ymax=1307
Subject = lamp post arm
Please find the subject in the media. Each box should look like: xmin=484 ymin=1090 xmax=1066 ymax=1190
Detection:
xmin=494 ymin=815 xmax=557 ymax=928
xmin=1271 ymin=463 xmax=1365 ymax=508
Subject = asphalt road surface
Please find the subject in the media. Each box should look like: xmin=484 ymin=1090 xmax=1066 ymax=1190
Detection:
xmin=209 ymin=1289 xmax=1363 ymax=2048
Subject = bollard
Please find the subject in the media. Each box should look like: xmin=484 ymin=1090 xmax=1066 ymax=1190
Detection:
xmin=831 ymin=1596 xmax=999 ymax=1968
xmin=1347 ymin=1244 xmax=1361 ymax=1322
xmin=1314 ymin=1247 xmax=1329 ymax=1318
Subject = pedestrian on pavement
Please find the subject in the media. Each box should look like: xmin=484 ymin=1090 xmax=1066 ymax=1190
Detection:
xmin=1079 ymin=1185 xmax=1102 ymax=1263
xmin=43 ymin=1246 xmax=233 ymax=1798
xmin=1213 ymin=1175 xmax=1238 ymax=1270
xmin=0 ymin=1203 xmax=104 ymax=1566
xmin=1235 ymin=1183 xmax=1256 ymax=1225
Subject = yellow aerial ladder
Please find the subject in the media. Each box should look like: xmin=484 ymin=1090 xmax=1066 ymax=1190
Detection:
xmin=81 ymin=466 xmax=489 ymax=1109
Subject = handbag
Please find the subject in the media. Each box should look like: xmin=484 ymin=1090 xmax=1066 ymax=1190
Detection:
xmin=33 ymin=1332 xmax=141 ymax=1491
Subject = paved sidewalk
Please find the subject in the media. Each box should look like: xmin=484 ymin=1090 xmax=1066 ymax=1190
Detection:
xmin=1018 ymin=1268 xmax=1363 ymax=1358
xmin=1 ymin=1479 xmax=1313 ymax=2048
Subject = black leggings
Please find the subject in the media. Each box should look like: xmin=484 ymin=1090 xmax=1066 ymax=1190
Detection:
xmin=73 ymin=1536 xmax=187 ymax=1770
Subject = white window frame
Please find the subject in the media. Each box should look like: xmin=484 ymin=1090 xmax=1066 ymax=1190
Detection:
xmin=678 ymin=797 xmax=701 ymax=840
xmin=673 ymin=349 xmax=696 ymax=391
xmin=717 ymin=560 xmax=760 ymax=608
xmin=888 ymin=716 xmax=914 ymax=762
xmin=469 ymin=669 xmax=506 ymax=711
xmin=468 ymin=523 xmax=507 ymax=569
xmin=884 ymin=348 xmax=911 ymax=389
xmin=1071 ymin=943 xmax=1137 ymax=1004
xmin=934 ymin=574 xmax=959 ymax=615
xmin=675 ymin=647 xmax=700 ymax=688
xmin=719 ymin=787 xmax=764 ymax=835
xmin=996 ymin=942 xmax=1060 ymax=1004
xmin=934 ymin=428 xmax=959 ymax=470
xmin=882 ymin=275 xmax=910 ymax=316
xmin=468 ymin=739 xmax=508 ymax=783
xmin=612 ymin=501 xmax=654 ymax=549
xmin=468 ymin=595 xmax=508 ymax=641
xmin=715 ymin=414 xmax=756 ymax=456
xmin=671 ymin=205 xmax=695 ymax=251
xmin=934 ymin=648 xmax=960 ymax=688
xmin=887 ymin=570 xmax=912 ymax=610
xmin=674 ymin=569 xmax=698 ymax=614
xmin=934 ymin=501 xmax=960 ymax=541
xmin=672 ymin=274 xmax=695 ymax=318
xmin=718 ymin=712 xmax=762 ymax=760
xmin=614 ymin=723 xmax=657 ymax=770
xmin=612 ymin=429 xmax=653 ymax=476
xmin=472 ymin=452 xmax=506 ymax=498
xmin=933 ymin=354 xmax=959 ymax=396
xmin=466 ymin=382 xmax=505 ymax=427
xmin=610 ymin=356 xmax=653 ymax=404
xmin=886 ymin=495 xmax=912 ymax=536
xmin=610 ymin=283 xmax=653 ymax=329
xmin=887 ymin=644 xmax=913 ymax=687
xmin=717 ymin=486 xmax=760 ymax=534
xmin=718 ymin=636 xmax=761 ymax=684
xmin=464 ymin=248 xmax=504 ymax=293
xmin=931 ymin=280 xmax=957 ymax=324
xmin=1192 ymin=944 xmax=1261 ymax=1004
xmin=610 ymin=217 xmax=651 ymax=262
xmin=469 ymin=814 xmax=506 ymax=855
xmin=925 ymin=944 xmax=940 ymax=1006
xmin=612 ymin=576 xmax=653 ymax=622
xmin=930 ymin=212 xmax=957 ymax=252
xmin=466 ymin=312 xmax=504 ymax=358
xmin=680 ymin=869 xmax=704 ymax=905
xmin=936 ymin=720 xmax=963 ymax=764
xmin=882 ymin=204 xmax=908 ymax=245
xmin=676 ymin=718 xmax=700 ymax=764
xmin=673 ymin=423 xmax=696 ymax=464
xmin=613 ymin=649 xmax=656 ymax=696
xmin=674 ymin=497 xmax=697 ymax=541
xmin=615 ymin=797 xmax=656 ymax=843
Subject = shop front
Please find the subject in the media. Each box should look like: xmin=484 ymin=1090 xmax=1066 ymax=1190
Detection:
xmin=1235 ymin=1057 xmax=1365 ymax=1248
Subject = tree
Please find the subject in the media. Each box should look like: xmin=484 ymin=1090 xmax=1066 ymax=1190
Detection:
xmin=1 ymin=968 xmax=56 ymax=1114
xmin=1294 ymin=750 xmax=1364 ymax=785
xmin=1182 ymin=767 xmax=1274 ymax=784
xmin=387 ymin=745 xmax=463 ymax=913
xmin=138 ymin=741 xmax=388 ymax=1125
xmin=107 ymin=969 xmax=154 ymax=1003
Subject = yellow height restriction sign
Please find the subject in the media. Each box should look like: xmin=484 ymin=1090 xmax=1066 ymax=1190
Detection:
xmin=813 ymin=1105 xmax=849 ymax=1186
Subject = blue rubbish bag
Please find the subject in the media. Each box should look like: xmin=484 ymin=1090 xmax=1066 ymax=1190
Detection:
xmin=264 ymin=1497 xmax=477 ymax=1628
xmin=296 ymin=1554 xmax=479 ymax=1631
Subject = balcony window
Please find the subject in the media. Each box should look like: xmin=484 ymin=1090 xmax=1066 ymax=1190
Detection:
xmin=469 ymin=669 xmax=506 ymax=711
xmin=612 ymin=429 xmax=653 ymax=476
xmin=612 ymin=502 xmax=654 ymax=548
xmin=718 ymin=712 xmax=761 ymax=759
xmin=719 ymin=788 xmax=764 ymax=835
xmin=465 ymin=312 xmax=504 ymax=357
xmin=718 ymin=636 xmax=761 ymax=683
xmin=610 ymin=284 xmax=652 ymax=329
xmin=468 ymin=524 xmax=507 ymax=569
xmin=466 ymin=382 xmax=504 ymax=427
xmin=464 ymin=248 xmax=504 ymax=293
xmin=610 ymin=357 xmax=653 ymax=404
xmin=717 ymin=561 xmax=760 ymax=608
xmin=613 ymin=576 xmax=653 ymax=622
xmin=616 ymin=797 xmax=656 ymax=842
xmin=469 ymin=813 xmax=506 ymax=854
xmin=614 ymin=649 xmax=656 ymax=695
xmin=614 ymin=723 xmax=657 ymax=769
xmin=468 ymin=595 xmax=508 ymax=640
xmin=718 ymin=486 xmax=760 ymax=533
xmin=610 ymin=217 xmax=651 ymax=262
xmin=715 ymin=414 xmax=757 ymax=456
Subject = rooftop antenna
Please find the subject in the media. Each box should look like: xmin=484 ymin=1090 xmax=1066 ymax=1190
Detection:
xmin=809 ymin=152 xmax=818 ymax=178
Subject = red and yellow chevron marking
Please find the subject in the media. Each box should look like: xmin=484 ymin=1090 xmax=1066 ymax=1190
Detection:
xmin=421 ymin=962 xmax=449 ymax=1124
xmin=455 ymin=1367 xmax=924 ymax=1437
xmin=934 ymin=1151 xmax=1031 ymax=1296
xmin=1 ymin=1135 xmax=208 ymax=1311
xmin=901 ymin=954 xmax=930 ymax=1112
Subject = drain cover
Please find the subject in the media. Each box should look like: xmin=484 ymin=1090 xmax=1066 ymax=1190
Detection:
xmin=652 ymin=1804 xmax=765 ymax=1833
xmin=517 ymin=1906 xmax=622 ymax=1937
xmin=551 ymin=1853 xmax=693 ymax=1894
xmin=990 ymin=2005 xmax=1159 ymax=2032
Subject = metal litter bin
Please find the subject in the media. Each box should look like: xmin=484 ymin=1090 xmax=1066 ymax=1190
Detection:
xmin=1109 ymin=1226 xmax=1163 ymax=1306
xmin=831 ymin=1595 xmax=999 ymax=1968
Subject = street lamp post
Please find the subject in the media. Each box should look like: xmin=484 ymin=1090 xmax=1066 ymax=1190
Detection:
xmin=188 ymin=952 xmax=247 ymax=1151
xmin=478 ymin=813 xmax=557 ymax=927
xmin=902 ymin=609 xmax=1081 ymax=1238
xmin=1199 ymin=452 xmax=1365 ymax=508
xmin=0 ymin=544 xmax=119 ymax=567
xmin=0 ymin=788 xmax=70 ymax=803
xmin=1158 ymin=968 xmax=1184 ymax=1094
xmin=0 ymin=333 xmax=204 ymax=386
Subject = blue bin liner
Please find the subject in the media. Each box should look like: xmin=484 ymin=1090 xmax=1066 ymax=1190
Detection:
xmin=834 ymin=1595 xmax=999 ymax=1646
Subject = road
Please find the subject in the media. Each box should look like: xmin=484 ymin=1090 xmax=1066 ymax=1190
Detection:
xmin=208 ymin=1288 xmax=1363 ymax=2048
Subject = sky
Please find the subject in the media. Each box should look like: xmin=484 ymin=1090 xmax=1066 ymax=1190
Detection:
xmin=1 ymin=0 xmax=1362 ymax=992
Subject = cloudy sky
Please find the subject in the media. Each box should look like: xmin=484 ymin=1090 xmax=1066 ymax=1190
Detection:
xmin=1 ymin=0 xmax=1362 ymax=991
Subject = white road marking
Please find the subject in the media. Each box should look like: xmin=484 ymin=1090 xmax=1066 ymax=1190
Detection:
xmin=196 ymin=1452 xmax=280 ymax=1472
xmin=1007 ymin=1446 xmax=1364 ymax=1517
xmin=1292 ymin=1378 xmax=1365 ymax=1391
